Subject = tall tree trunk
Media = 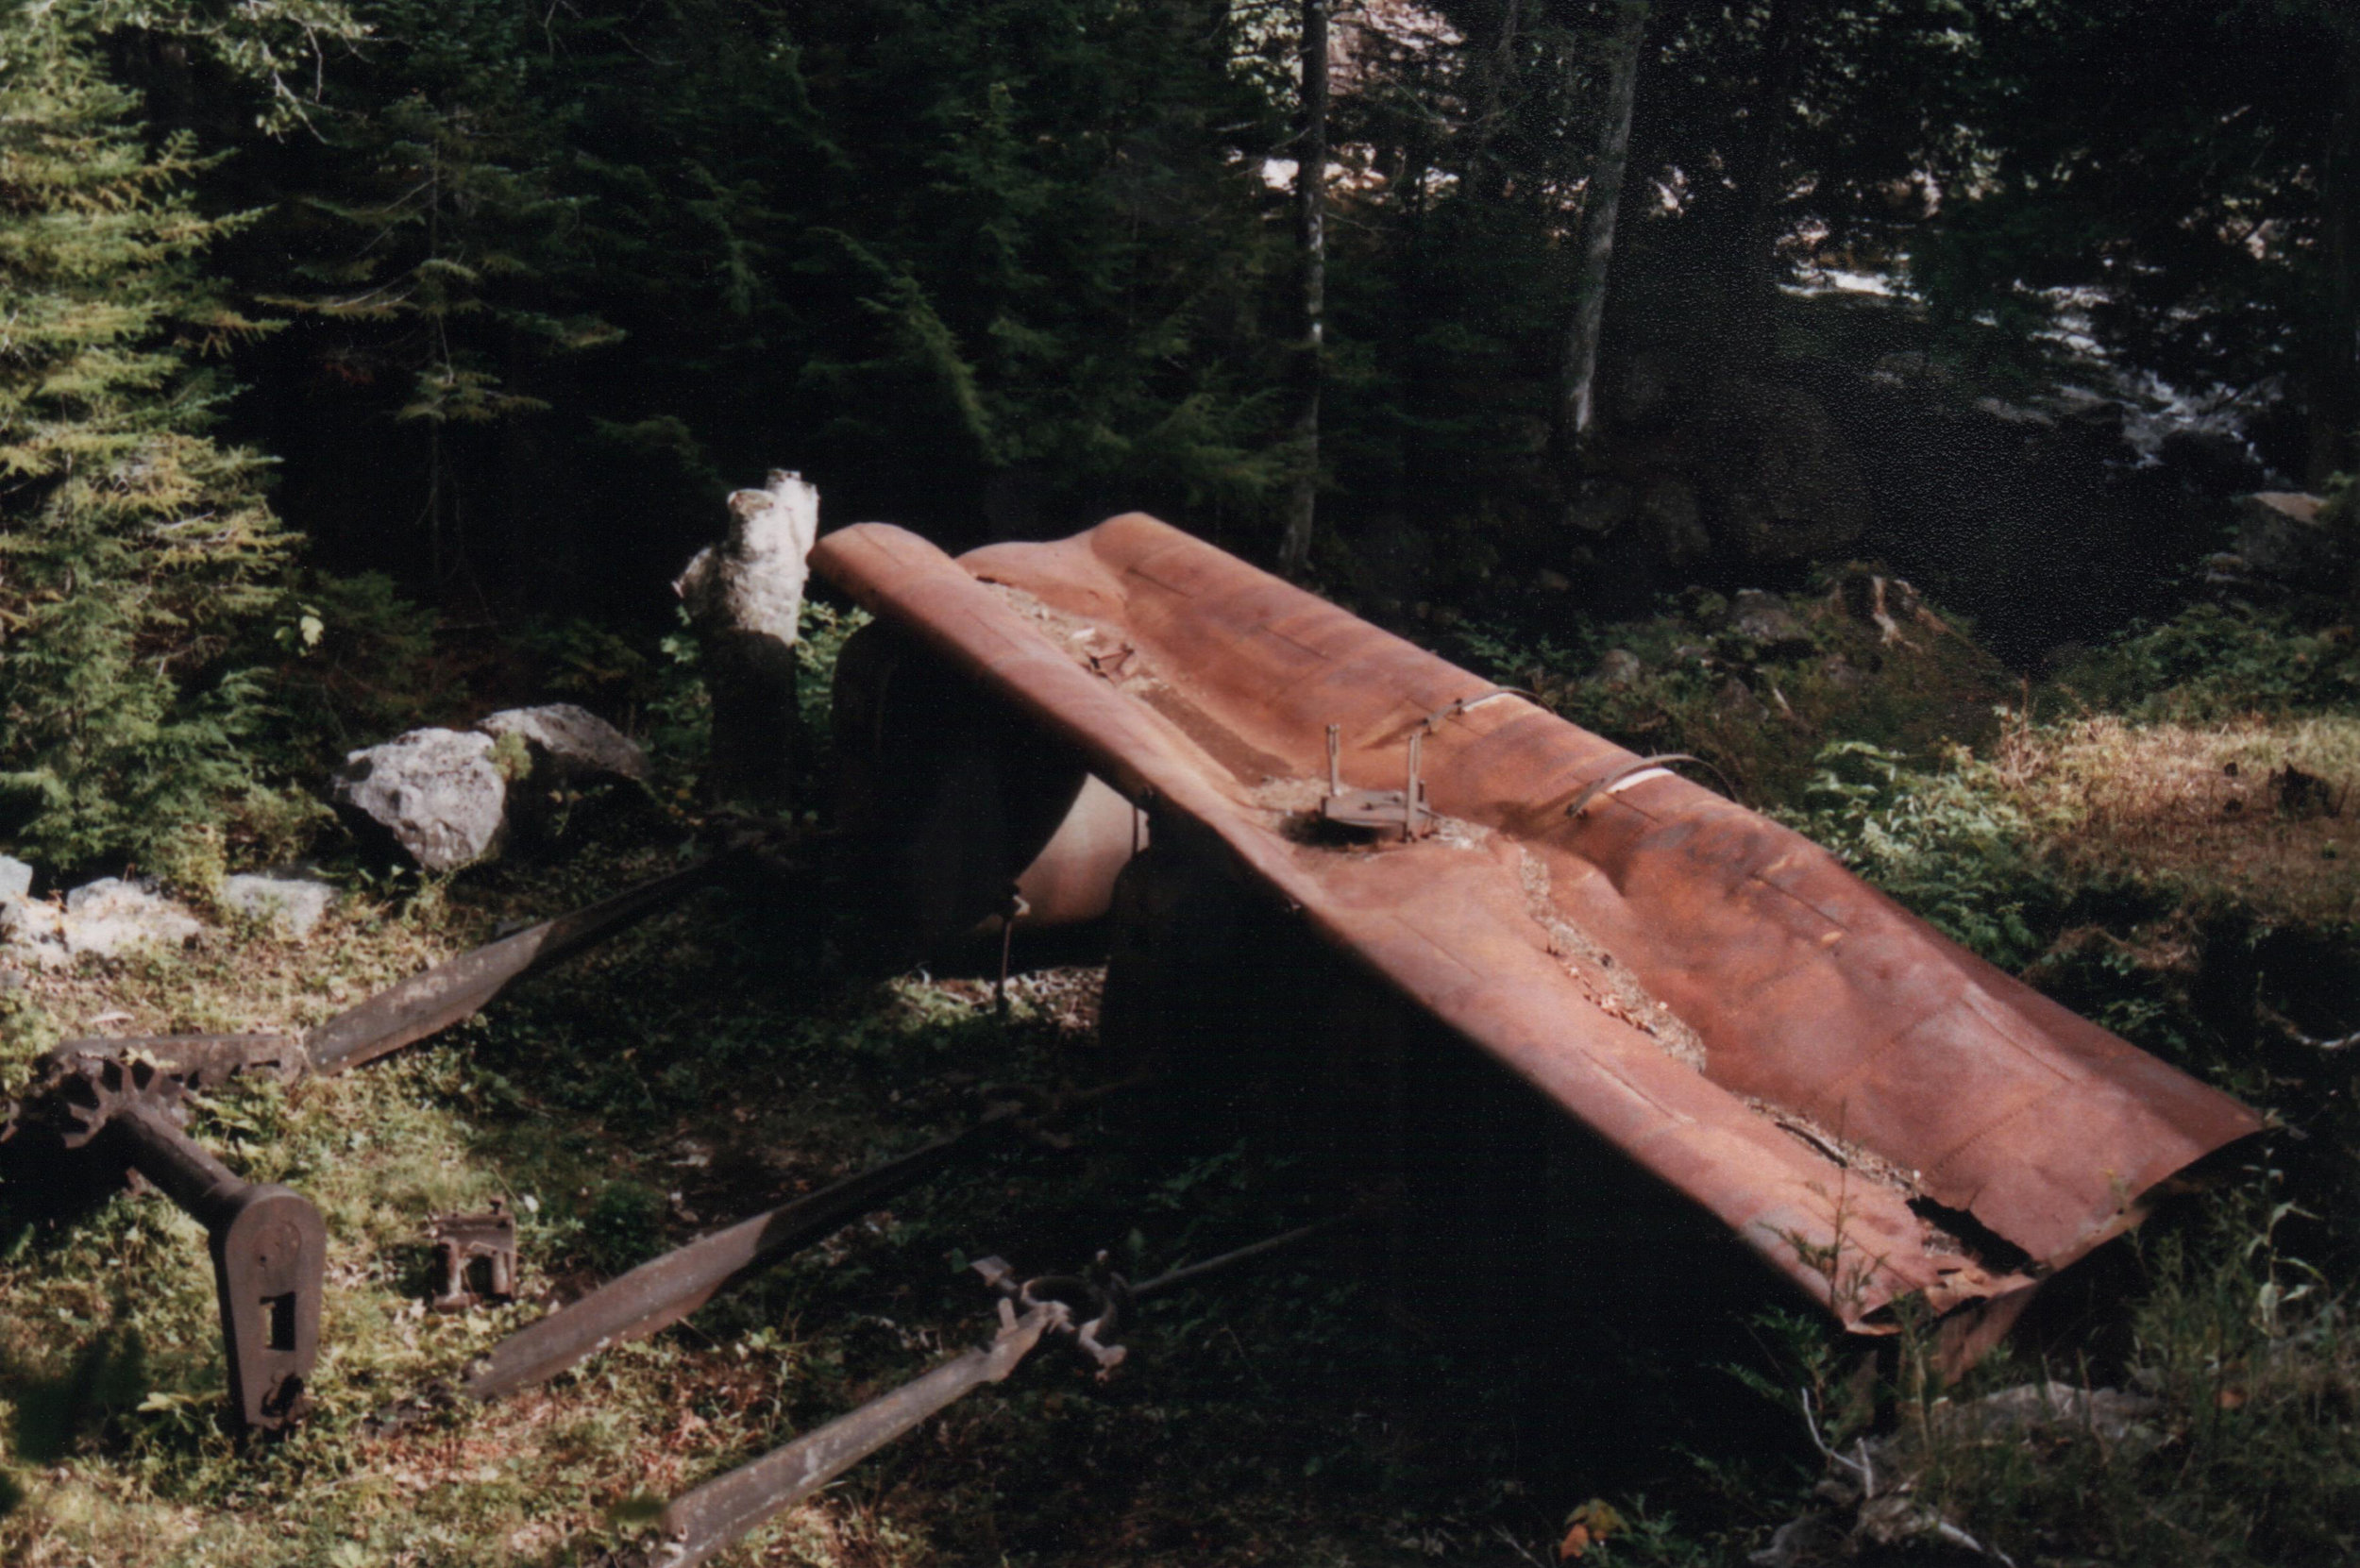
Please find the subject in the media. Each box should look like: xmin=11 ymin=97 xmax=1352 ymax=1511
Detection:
xmin=1557 ymin=0 xmax=1649 ymax=459
xmin=1724 ymin=0 xmax=1813 ymax=353
xmin=2307 ymin=25 xmax=2360 ymax=490
xmin=1278 ymin=0 xmax=1328 ymax=577
xmin=1466 ymin=0 xmax=1524 ymax=194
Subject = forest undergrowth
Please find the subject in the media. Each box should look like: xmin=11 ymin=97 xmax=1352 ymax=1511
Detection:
xmin=0 ymin=584 xmax=2356 ymax=1567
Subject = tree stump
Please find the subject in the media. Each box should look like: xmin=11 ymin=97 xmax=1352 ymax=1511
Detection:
xmin=673 ymin=471 xmax=821 ymax=809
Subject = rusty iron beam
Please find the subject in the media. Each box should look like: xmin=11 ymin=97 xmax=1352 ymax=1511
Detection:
xmin=461 ymin=1078 xmax=1146 ymax=1401
xmin=811 ymin=516 xmax=2263 ymax=1332
xmin=305 ymin=856 xmax=728 ymax=1075
xmin=41 ymin=858 xmax=728 ymax=1092
xmin=462 ymin=1115 xmax=1012 ymax=1403
xmin=612 ymin=1301 xmax=1063 ymax=1568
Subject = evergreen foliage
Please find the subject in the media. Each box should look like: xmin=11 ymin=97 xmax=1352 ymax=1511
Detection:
xmin=0 ymin=2 xmax=318 ymax=875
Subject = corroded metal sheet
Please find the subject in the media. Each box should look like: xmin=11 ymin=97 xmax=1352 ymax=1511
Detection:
xmin=810 ymin=515 xmax=2262 ymax=1329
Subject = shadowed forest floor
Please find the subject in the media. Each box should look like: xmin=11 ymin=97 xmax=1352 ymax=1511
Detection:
xmin=3 ymin=587 xmax=2358 ymax=1567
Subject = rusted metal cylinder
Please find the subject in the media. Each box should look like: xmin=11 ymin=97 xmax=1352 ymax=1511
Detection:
xmin=832 ymin=621 xmax=1140 ymax=953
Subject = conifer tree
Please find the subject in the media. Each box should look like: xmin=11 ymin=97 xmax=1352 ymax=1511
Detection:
xmin=0 ymin=2 xmax=345 ymax=875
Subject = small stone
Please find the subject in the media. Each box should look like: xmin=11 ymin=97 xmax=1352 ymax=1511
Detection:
xmin=0 ymin=855 xmax=31 ymax=903
xmin=222 ymin=870 xmax=336 ymax=937
xmin=476 ymin=704 xmax=649 ymax=784
xmin=331 ymin=728 xmax=509 ymax=872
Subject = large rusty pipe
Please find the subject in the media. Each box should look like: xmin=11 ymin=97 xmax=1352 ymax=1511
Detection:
xmin=808 ymin=516 xmax=2262 ymax=1330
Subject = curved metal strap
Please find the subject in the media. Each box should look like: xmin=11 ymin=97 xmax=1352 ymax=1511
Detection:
xmin=1564 ymin=752 xmax=1734 ymax=818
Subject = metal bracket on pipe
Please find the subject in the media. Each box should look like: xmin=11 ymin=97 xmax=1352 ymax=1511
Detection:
xmin=1562 ymin=752 xmax=1736 ymax=818
xmin=1319 ymin=722 xmax=1434 ymax=841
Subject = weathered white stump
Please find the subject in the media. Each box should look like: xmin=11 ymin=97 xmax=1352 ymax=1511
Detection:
xmin=673 ymin=470 xmax=822 ymax=807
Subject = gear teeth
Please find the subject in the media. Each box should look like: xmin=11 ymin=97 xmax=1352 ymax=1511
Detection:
xmin=53 ymin=1056 xmax=182 ymax=1150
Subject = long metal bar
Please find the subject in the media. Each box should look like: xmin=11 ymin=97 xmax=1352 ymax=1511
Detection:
xmin=463 ymin=1116 xmax=1010 ymax=1402
xmin=620 ymin=1303 xmax=1062 ymax=1568
xmin=306 ymin=857 xmax=728 ymax=1074
xmin=42 ymin=858 xmax=731 ymax=1089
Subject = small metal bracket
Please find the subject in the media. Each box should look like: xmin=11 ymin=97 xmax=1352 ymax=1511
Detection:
xmin=430 ymin=1199 xmax=518 ymax=1312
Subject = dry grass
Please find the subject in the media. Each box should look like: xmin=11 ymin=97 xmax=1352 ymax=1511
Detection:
xmin=1994 ymin=714 xmax=2360 ymax=925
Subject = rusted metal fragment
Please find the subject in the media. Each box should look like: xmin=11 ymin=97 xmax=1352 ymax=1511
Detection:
xmin=811 ymin=517 xmax=2262 ymax=1329
xmin=38 ymin=1033 xmax=307 ymax=1090
xmin=612 ymin=1223 xmax=1326 ymax=1568
xmin=43 ymin=859 xmax=728 ymax=1092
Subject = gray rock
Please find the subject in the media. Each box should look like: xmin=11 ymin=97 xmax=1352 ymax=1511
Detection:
xmin=1637 ymin=475 xmax=1709 ymax=565
xmin=1973 ymin=394 xmax=2056 ymax=427
xmin=1567 ymin=481 xmax=1637 ymax=537
xmin=4 ymin=877 xmax=206 ymax=968
xmin=1705 ymin=383 xmax=1872 ymax=565
xmin=2233 ymin=491 xmax=2341 ymax=584
xmin=1592 ymin=649 xmax=1645 ymax=689
xmin=477 ymin=703 xmax=649 ymax=784
xmin=332 ymin=728 xmax=508 ymax=871
xmin=1714 ymin=676 xmax=1769 ymax=724
xmin=1729 ymin=589 xmax=1813 ymax=656
xmin=0 ymin=855 xmax=31 ymax=903
xmin=222 ymin=870 xmax=336 ymax=937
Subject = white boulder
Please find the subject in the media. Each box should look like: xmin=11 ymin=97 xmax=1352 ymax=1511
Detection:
xmin=331 ymin=728 xmax=508 ymax=871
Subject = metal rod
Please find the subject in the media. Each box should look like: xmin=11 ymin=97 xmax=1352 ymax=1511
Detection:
xmin=1326 ymin=722 xmax=1341 ymax=796
xmin=96 ymin=1100 xmax=325 ymax=1432
xmin=1404 ymin=730 xmax=1415 ymax=835
xmin=103 ymin=1100 xmax=241 ymax=1219
xmin=1128 ymin=1218 xmax=1338 ymax=1300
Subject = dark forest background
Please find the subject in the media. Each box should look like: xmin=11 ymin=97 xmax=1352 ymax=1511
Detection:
xmin=5 ymin=0 xmax=2356 ymax=876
